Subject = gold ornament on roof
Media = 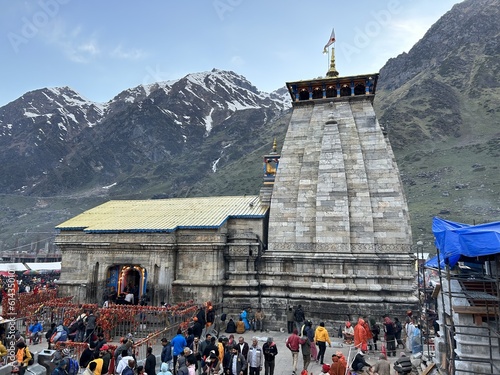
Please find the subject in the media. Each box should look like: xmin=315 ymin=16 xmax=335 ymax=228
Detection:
xmin=326 ymin=47 xmax=339 ymax=78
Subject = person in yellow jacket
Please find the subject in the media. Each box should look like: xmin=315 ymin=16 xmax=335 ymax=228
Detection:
xmin=314 ymin=322 xmax=331 ymax=365
xmin=0 ymin=333 xmax=8 ymax=364
xmin=15 ymin=342 xmax=32 ymax=375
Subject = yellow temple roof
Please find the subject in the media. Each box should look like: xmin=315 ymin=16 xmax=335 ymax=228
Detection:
xmin=56 ymin=195 xmax=266 ymax=233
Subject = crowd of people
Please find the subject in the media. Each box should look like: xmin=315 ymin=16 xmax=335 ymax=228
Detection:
xmin=280 ymin=306 xmax=426 ymax=375
xmin=1 ymin=302 xmax=431 ymax=375
xmin=224 ymin=308 xmax=265 ymax=335
xmin=0 ymin=273 xmax=59 ymax=303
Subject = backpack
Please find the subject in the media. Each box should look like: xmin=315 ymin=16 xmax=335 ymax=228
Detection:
xmin=294 ymin=308 xmax=304 ymax=322
xmin=395 ymin=321 xmax=402 ymax=333
xmin=67 ymin=358 xmax=79 ymax=375
xmin=59 ymin=330 xmax=68 ymax=341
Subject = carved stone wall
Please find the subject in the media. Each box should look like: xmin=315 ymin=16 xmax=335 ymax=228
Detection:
xmin=257 ymin=95 xmax=417 ymax=325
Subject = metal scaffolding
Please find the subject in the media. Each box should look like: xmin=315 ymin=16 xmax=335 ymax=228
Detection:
xmin=420 ymin=251 xmax=500 ymax=374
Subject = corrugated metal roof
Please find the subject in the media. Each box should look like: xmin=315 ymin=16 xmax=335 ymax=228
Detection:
xmin=56 ymin=195 xmax=267 ymax=233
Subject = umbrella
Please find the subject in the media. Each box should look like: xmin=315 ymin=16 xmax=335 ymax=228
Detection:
xmin=23 ymin=270 xmax=40 ymax=276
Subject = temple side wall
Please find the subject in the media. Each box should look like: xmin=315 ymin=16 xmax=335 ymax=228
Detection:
xmin=56 ymin=217 xmax=265 ymax=305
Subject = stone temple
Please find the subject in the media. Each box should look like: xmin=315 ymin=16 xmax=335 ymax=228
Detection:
xmin=55 ymin=50 xmax=417 ymax=325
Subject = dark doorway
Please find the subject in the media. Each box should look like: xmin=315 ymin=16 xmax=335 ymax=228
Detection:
xmin=326 ymin=86 xmax=337 ymax=98
xmin=312 ymin=87 xmax=323 ymax=99
xmin=354 ymin=84 xmax=366 ymax=95
xmin=340 ymin=85 xmax=351 ymax=97
xmin=299 ymin=89 xmax=309 ymax=101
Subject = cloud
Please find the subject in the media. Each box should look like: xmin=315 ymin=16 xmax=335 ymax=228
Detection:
xmin=230 ymin=55 xmax=245 ymax=66
xmin=64 ymin=36 xmax=100 ymax=63
xmin=110 ymin=44 xmax=146 ymax=60
xmin=38 ymin=19 xmax=101 ymax=63
xmin=78 ymin=41 xmax=99 ymax=55
xmin=388 ymin=18 xmax=434 ymax=52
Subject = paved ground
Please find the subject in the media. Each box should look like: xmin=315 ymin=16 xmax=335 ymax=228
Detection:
xmin=27 ymin=329 xmax=403 ymax=375
xmin=228 ymin=330 xmax=390 ymax=375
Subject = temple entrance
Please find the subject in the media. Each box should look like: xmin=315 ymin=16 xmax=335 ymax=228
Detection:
xmin=106 ymin=265 xmax=147 ymax=305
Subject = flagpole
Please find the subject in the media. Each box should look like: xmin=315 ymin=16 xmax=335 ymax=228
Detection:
xmin=327 ymin=48 xmax=330 ymax=73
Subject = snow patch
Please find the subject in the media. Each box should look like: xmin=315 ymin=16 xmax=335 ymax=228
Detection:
xmin=102 ymin=182 xmax=117 ymax=189
xmin=212 ymin=157 xmax=221 ymax=173
xmin=67 ymin=113 xmax=76 ymax=123
xmin=204 ymin=108 xmax=214 ymax=135
xmin=24 ymin=111 xmax=39 ymax=118
xmin=227 ymin=101 xmax=259 ymax=112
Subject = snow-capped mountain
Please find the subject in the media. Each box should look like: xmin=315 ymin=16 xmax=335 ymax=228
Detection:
xmin=0 ymin=69 xmax=290 ymax=195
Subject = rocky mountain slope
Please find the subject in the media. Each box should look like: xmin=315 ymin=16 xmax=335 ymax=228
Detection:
xmin=374 ymin=0 xmax=500 ymax=246
xmin=0 ymin=69 xmax=289 ymax=196
xmin=0 ymin=69 xmax=290 ymax=250
xmin=1 ymin=0 xmax=499 ymax=253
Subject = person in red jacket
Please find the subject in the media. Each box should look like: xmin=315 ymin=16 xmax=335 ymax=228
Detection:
xmin=328 ymin=354 xmax=346 ymax=375
xmin=286 ymin=329 xmax=301 ymax=374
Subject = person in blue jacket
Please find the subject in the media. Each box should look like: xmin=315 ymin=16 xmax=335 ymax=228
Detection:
xmin=171 ymin=328 xmax=187 ymax=374
xmin=240 ymin=309 xmax=250 ymax=330
xmin=28 ymin=320 xmax=43 ymax=344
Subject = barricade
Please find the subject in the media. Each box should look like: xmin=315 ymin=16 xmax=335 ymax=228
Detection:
xmin=1 ymin=290 xmax=58 ymax=319
xmin=33 ymin=300 xmax=196 ymax=342
xmin=133 ymin=322 xmax=182 ymax=360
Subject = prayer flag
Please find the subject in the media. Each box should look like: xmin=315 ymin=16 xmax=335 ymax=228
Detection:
xmin=323 ymin=28 xmax=336 ymax=54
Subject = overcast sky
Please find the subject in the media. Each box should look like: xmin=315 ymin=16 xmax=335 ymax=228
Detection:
xmin=0 ymin=0 xmax=463 ymax=106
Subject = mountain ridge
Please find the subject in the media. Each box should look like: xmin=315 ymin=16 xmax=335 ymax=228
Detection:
xmin=1 ymin=0 xmax=499 ymax=253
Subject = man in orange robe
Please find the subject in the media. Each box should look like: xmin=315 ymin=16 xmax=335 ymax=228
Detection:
xmin=354 ymin=318 xmax=368 ymax=351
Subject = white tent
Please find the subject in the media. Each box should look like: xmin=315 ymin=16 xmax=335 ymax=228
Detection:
xmin=25 ymin=262 xmax=61 ymax=271
xmin=0 ymin=263 xmax=27 ymax=272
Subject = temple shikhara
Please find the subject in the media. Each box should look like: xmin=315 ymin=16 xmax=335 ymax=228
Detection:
xmin=55 ymin=46 xmax=417 ymax=324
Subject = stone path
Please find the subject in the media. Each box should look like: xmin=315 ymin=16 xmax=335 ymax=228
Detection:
xmin=27 ymin=329 xmax=403 ymax=375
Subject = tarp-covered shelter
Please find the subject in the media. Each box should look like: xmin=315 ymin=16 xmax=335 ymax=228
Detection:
xmin=426 ymin=217 xmax=500 ymax=269
xmin=424 ymin=217 xmax=500 ymax=374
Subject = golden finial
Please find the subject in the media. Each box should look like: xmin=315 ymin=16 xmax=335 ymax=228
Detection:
xmin=326 ymin=47 xmax=339 ymax=78
xmin=272 ymin=138 xmax=277 ymax=153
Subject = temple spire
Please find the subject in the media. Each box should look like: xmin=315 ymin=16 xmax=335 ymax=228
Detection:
xmin=326 ymin=47 xmax=339 ymax=78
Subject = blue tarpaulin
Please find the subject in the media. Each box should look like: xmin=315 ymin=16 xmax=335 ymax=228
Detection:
xmin=425 ymin=217 xmax=500 ymax=269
